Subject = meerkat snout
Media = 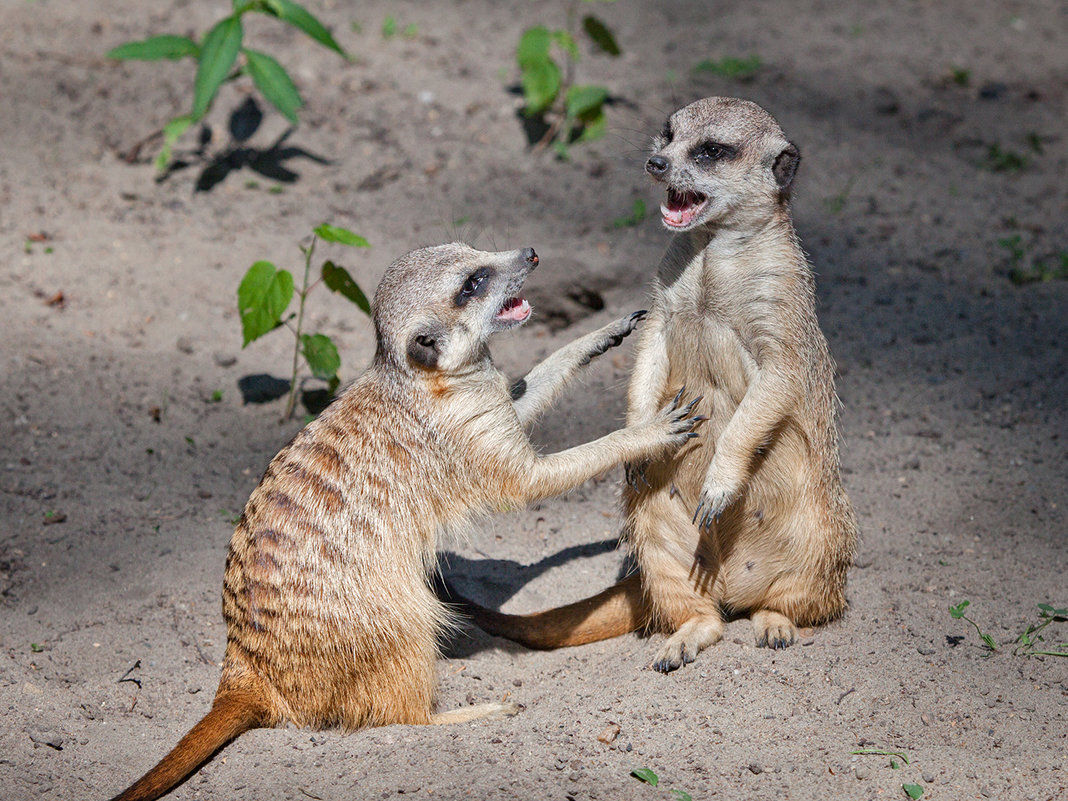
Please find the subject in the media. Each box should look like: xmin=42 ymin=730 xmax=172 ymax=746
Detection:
xmin=646 ymin=155 xmax=669 ymax=178
xmin=520 ymin=247 xmax=538 ymax=267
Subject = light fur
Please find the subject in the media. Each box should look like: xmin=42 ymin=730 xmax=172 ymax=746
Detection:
xmin=109 ymin=243 xmax=700 ymax=800
xmin=459 ymin=98 xmax=859 ymax=672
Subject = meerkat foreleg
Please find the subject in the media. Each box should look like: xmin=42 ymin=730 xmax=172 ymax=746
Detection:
xmin=511 ymin=311 xmax=646 ymax=426
xmin=695 ymin=371 xmax=791 ymax=527
xmin=517 ymin=392 xmax=701 ymax=503
xmin=626 ymin=311 xmax=671 ymax=427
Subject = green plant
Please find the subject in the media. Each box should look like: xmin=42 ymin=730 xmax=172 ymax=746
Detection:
xmin=239 ymin=223 xmax=371 ymax=420
xmin=852 ymin=748 xmax=910 ymax=767
xmin=516 ymin=0 xmax=621 ymax=157
xmin=629 ymin=768 xmax=691 ymax=799
xmin=949 ymin=600 xmax=998 ymax=651
xmin=107 ymin=0 xmax=347 ymax=172
xmin=612 ymin=198 xmax=646 ymax=228
xmin=1009 ymin=252 xmax=1068 ymax=286
xmin=692 ymin=55 xmax=762 ymax=79
xmin=1014 ymin=603 xmax=1068 ymax=657
xmin=997 ymin=233 xmax=1025 ymax=266
xmin=903 ymin=783 xmax=924 ymax=799
xmin=949 ymin=66 xmax=971 ymax=86
xmin=983 ymin=143 xmax=1028 ymax=172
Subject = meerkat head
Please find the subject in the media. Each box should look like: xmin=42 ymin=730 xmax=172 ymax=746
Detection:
xmin=646 ymin=97 xmax=800 ymax=232
xmin=372 ymin=243 xmax=539 ymax=374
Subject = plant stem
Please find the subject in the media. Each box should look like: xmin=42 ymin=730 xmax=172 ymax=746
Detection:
xmin=283 ymin=236 xmax=316 ymax=421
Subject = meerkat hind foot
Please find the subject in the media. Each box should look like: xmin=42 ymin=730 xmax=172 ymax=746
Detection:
xmin=652 ymin=614 xmax=724 ymax=673
xmin=431 ymin=701 xmax=519 ymax=725
xmin=752 ymin=610 xmax=798 ymax=650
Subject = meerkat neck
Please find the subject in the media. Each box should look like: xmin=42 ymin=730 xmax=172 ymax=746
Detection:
xmin=700 ymin=211 xmax=794 ymax=260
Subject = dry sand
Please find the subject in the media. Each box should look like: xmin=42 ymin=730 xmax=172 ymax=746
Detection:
xmin=1 ymin=1 xmax=1066 ymax=799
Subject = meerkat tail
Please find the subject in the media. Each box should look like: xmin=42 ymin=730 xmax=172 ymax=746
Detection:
xmin=444 ymin=573 xmax=645 ymax=649
xmin=110 ymin=689 xmax=270 ymax=801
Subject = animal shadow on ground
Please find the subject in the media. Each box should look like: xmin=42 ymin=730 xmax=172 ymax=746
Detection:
xmin=437 ymin=538 xmax=629 ymax=658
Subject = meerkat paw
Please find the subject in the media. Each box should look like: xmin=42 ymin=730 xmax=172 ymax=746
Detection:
xmin=624 ymin=459 xmax=651 ymax=491
xmin=693 ymin=474 xmax=741 ymax=529
xmin=649 ymin=387 xmax=705 ymax=449
xmin=651 ymin=615 xmax=724 ymax=673
xmin=752 ymin=610 xmax=798 ymax=650
xmin=579 ymin=309 xmax=647 ymax=366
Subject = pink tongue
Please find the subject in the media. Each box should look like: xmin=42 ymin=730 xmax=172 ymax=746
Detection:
xmin=663 ymin=191 xmax=701 ymax=226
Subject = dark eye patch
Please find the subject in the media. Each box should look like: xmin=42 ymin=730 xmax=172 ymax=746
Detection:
xmin=454 ymin=266 xmax=495 ymax=306
xmin=690 ymin=141 xmax=737 ymax=164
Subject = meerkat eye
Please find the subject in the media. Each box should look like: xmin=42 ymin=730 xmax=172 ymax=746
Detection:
xmin=692 ymin=142 xmax=734 ymax=164
xmin=455 ymin=267 xmax=493 ymax=306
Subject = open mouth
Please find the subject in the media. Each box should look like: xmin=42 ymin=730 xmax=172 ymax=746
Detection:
xmin=661 ymin=188 xmax=709 ymax=228
xmin=496 ymin=296 xmax=531 ymax=324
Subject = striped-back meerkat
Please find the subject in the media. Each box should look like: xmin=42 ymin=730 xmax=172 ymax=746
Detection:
xmin=109 ymin=243 xmax=701 ymax=801
xmin=459 ymin=97 xmax=859 ymax=672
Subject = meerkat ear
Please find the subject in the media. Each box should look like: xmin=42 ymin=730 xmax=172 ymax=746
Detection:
xmin=772 ymin=143 xmax=800 ymax=194
xmin=407 ymin=325 xmax=445 ymax=369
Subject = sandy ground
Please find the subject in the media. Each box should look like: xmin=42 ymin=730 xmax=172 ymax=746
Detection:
xmin=2 ymin=1 xmax=1067 ymax=799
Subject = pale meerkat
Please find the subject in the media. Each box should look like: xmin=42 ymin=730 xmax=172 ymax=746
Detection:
xmin=456 ymin=97 xmax=859 ymax=672
xmin=108 ymin=242 xmax=701 ymax=801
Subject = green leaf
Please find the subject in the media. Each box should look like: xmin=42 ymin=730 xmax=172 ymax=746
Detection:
xmin=322 ymin=261 xmax=371 ymax=315
xmin=551 ymin=29 xmax=580 ymax=61
xmin=264 ymin=0 xmax=345 ymax=56
xmin=630 ymin=768 xmax=658 ymax=787
xmin=193 ymin=15 xmax=244 ymax=120
xmin=244 ymin=47 xmax=302 ymax=123
xmin=903 ymin=783 xmax=924 ymax=799
xmin=238 ymin=261 xmax=294 ymax=346
xmin=314 ymin=224 xmax=370 ymax=247
xmin=890 ymin=759 xmax=899 ymax=769
xmin=520 ymin=58 xmax=561 ymax=116
xmin=301 ymin=333 xmax=340 ymax=380
xmin=155 ymin=114 xmax=194 ymax=172
xmin=382 ymin=16 xmax=397 ymax=38
xmin=517 ymin=26 xmax=552 ymax=66
xmin=565 ymin=84 xmax=609 ymax=119
xmin=980 ymin=633 xmax=999 ymax=650
xmin=670 ymin=791 xmax=693 ymax=801
xmin=107 ymin=35 xmax=199 ymax=61
xmin=582 ymin=15 xmax=621 ymax=56
xmin=577 ymin=107 xmax=607 ymax=142
xmin=613 ymin=198 xmax=646 ymax=228
xmin=949 ymin=600 xmax=970 ymax=619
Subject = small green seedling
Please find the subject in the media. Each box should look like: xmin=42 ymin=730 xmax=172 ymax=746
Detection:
xmin=1015 ymin=603 xmax=1068 ymax=657
xmin=631 ymin=768 xmax=659 ymax=786
xmin=516 ymin=1 xmax=621 ymax=156
xmin=852 ymin=748 xmax=910 ymax=767
xmin=949 ymin=66 xmax=970 ymax=86
xmin=997 ymin=234 xmax=1025 ymax=266
xmin=612 ymin=198 xmax=646 ymax=228
xmin=903 ymin=783 xmax=924 ymax=799
xmin=210 ymin=389 xmax=224 ymax=403
xmin=30 ymin=643 xmax=43 ymax=653
xmin=949 ymin=600 xmax=998 ymax=651
xmin=1009 ymin=252 xmax=1068 ymax=286
xmin=983 ymin=143 xmax=1028 ymax=172
xmin=239 ymin=223 xmax=371 ymax=420
xmin=107 ymin=0 xmax=348 ymax=172
xmin=692 ymin=55 xmax=763 ymax=79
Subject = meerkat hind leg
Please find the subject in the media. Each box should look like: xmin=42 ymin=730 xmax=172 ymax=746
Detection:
xmin=430 ymin=701 xmax=519 ymax=725
xmin=751 ymin=609 xmax=798 ymax=650
xmin=652 ymin=612 xmax=725 ymax=673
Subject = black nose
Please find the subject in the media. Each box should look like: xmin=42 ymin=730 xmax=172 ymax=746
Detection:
xmin=646 ymin=155 xmax=669 ymax=178
xmin=521 ymin=247 xmax=538 ymax=267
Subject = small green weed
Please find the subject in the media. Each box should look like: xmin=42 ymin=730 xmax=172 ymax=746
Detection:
xmin=949 ymin=600 xmax=998 ymax=651
xmin=852 ymin=748 xmax=910 ymax=767
xmin=629 ymin=767 xmax=692 ymax=799
xmin=692 ymin=55 xmax=762 ymax=79
xmin=949 ymin=66 xmax=970 ymax=86
xmin=210 ymin=389 xmax=224 ymax=403
xmin=30 ymin=643 xmax=44 ymax=653
xmin=381 ymin=16 xmax=397 ymax=38
xmin=1014 ymin=603 xmax=1068 ymax=657
xmin=983 ymin=143 xmax=1028 ymax=172
xmin=996 ymin=234 xmax=1025 ymax=267
xmin=903 ymin=783 xmax=924 ymax=799
xmin=1009 ymin=252 xmax=1068 ymax=286
xmin=107 ymin=0 xmax=348 ymax=172
xmin=612 ymin=198 xmax=646 ymax=228
xmin=239 ymin=223 xmax=371 ymax=420
xmin=515 ymin=1 xmax=621 ymax=156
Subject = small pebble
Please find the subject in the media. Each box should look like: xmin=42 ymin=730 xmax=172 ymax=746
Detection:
xmin=917 ymin=644 xmax=935 ymax=655
xmin=923 ymin=772 xmax=935 ymax=783
xmin=855 ymin=766 xmax=870 ymax=780
xmin=747 ymin=763 xmax=763 ymax=775
xmin=213 ymin=352 xmax=237 ymax=367
xmin=176 ymin=337 xmax=194 ymax=354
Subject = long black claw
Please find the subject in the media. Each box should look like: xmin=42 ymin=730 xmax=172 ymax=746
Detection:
xmin=686 ymin=431 xmax=699 ymax=439
xmin=672 ymin=386 xmax=686 ymax=407
xmin=692 ymin=502 xmax=705 ymax=525
xmin=631 ymin=309 xmax=648 ymax=323
xmin=683 ymin=395 xmax=703 ymax=414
